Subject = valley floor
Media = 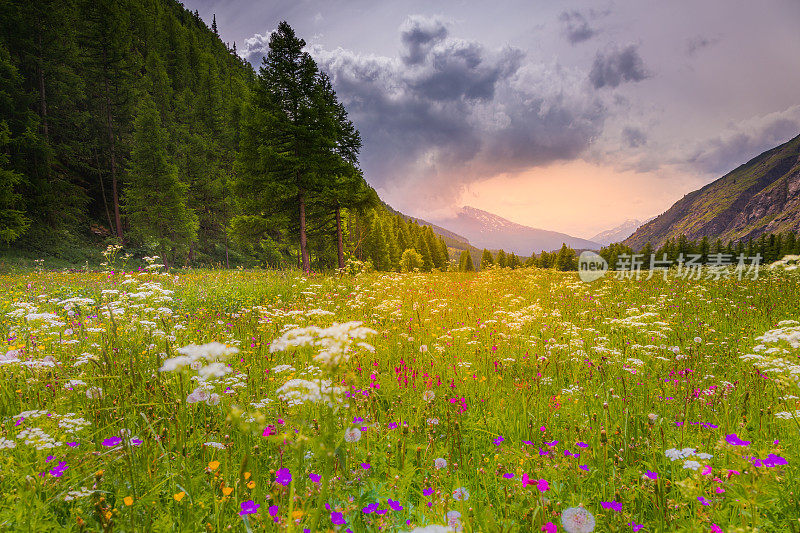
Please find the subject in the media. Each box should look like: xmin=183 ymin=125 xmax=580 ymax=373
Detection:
xmin=1 ymin=267 xmax=799 ymax=531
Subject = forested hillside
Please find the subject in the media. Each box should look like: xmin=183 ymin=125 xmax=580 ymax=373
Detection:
xmin=0 ymin=0 xmax=253 ymax=261
xmin=0 ymin=0 xmax=452 ymax=272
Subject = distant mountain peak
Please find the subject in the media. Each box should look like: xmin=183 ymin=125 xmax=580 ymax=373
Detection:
xmin=590 ymin=218 xmax=654 ymax=246
xmin=430 ymin=206 xmax=600 ymax=254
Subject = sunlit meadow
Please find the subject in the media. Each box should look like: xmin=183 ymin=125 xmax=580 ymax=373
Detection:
xmin=2 ymin=263 xmax=800 ymax=532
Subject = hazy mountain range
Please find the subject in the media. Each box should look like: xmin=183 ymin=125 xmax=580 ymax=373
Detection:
xmin=429 ymin=206 xmax=601 ymax=254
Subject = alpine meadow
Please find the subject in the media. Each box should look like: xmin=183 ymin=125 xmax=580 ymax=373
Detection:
xmin=2 ymin=1 xmax=800 ymax=532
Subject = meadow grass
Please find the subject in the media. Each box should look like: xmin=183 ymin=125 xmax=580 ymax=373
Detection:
xmin=1 ymin=266 xmax=800 ymax=532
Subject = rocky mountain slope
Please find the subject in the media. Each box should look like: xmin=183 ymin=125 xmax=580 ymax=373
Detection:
xmin=625 ymin=133 xmax=800 ymax=249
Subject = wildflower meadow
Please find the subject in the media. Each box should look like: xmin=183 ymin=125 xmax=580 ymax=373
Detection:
xmin=2 ymin=264 xmax=800 ymax=532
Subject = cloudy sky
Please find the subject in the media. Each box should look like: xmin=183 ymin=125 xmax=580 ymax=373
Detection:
xmin=187 ymin=0 xmax=800 ymax=237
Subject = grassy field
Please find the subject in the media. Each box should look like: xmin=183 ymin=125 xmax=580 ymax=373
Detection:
xmin=1 ymin=265 xmax=800 ymax=532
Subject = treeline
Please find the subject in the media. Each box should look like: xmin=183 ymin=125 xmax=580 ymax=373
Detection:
xmin=599 ymin=232 xmax=800 ymax=269
xmin=454 ymin=245 xmax=578 ymax=272
xmin=458 ymin=231 xmax=800 ymax=274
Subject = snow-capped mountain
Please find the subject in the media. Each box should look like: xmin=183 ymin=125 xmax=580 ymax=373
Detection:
xmin=431 ymin=206 xmax=601 ymax=254
xmin=590 ymin=218 xmax=654 ymax=246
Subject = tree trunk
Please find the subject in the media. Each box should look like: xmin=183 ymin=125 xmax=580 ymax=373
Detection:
xmin=102 ymin=45 xmax=124 ymax=242
xmin=36 ymin=31 xmax=49 ymax=141
xmin=355 ymin=212 xmax=362 ymax=260
xmin=95 ymin=148 xmax=115 ymax=235
xmin=225 ymin=233 xmax=230 ymax=269
xmin=335 ymin=205 xmax=345 ymax=270
xmin=298 ymin=188 xmax=310 ymax=274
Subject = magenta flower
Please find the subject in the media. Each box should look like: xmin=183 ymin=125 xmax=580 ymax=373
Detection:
xmin=309 ymin=473 xmax=321 ymax=483
xmin=725 ymin=434 xmax=750 ymax=446
xmin=711 ymin=524 xmax=723 ymax=533
xmin=601 ymin=501 xmax=622 ymax=512
xmin=493 ymin=436 xmax=505 ymax=446
xmin=537 ymin=479 xmax=549 ymax=492
xmin=388 ymin=423 xmax=398 ymax=429
xmin=239 ymin=500 xmax=260 ymax=516
xmin=275 ymin=467 xmax=291 ymax=486
xmin=102 ymin=437 xmax=122 ymax=447
xmin=644 ymin=470 xmax=658 ymax=480
xmin=522 ymin=473 xmax=535 ymax=488
xmin=360 ymin=463 xmax=371 ymax=470
xmin=263 ymin=425 xmax=276 ymax=437
xmin=698 ymin=496 xmax=710 ymax=506
xmin=268 ymin=505 xmax=279 ymax=522
xmin=542 ymin=522 xmax=557 ymax=533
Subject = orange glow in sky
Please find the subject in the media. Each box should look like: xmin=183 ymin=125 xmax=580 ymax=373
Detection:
xmin=458 ymin=160 xmax=699 ymax=238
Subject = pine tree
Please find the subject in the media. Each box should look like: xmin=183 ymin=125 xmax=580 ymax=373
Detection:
xmin=640 ymin=242 xmax=653 ymax=269
xmin=458 ymin=250 xmax=474 ymax=272
xmin=481 ymin=249 xmax=494 ymax=269
xmin=496 ymin=249 xmax=507 ymax=268
xmin=508 ymin=253 xmax=520 ymax=269
xmin=233 ymin=22 xmax=327 ymax=273
xmin=417 ymin=231 xmax=433 ymax=271
xmin=212 ymin=14 xmax=218 ymax=36
xmin=124 ymin=99 xmax=197 ymax=265
xmin=555 ymin=244 xmax=576 ymax=271
xmin=438 ymin=238 xmax=450 ymax=271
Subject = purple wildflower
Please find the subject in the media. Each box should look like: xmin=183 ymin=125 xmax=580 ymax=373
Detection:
xmin=309 ymin=473 xmax=321 ymax=483
xmin=239 ymin=500 xmax=260 ymax=516
xmin=388 ymin=499 xmax=403 ymax=511
xmin=49 ymin=461 xmax=68 ymax=477
xmin=275 ymin=468 xmax=292 ymax=486
xmin=102 ymin=437 xmax=122 ymax=447
xmin=725 ymin=434 xmax=750 ymax=446
xmin=331 ymin=511 xmax=346 ymax=525
xmin=602 ymin=501 xmax=622 ymax=512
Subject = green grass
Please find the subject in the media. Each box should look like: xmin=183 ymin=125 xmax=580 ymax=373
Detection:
xmin=1 ymin=266 xmax=800 ymax=532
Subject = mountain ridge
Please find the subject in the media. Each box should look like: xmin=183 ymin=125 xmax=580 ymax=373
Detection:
xmin=625 ymin=133 xmax=800 ymax=249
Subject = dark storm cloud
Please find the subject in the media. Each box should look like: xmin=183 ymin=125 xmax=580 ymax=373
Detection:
xmin=589 ymin=44 xmax=649 ymax=89
xmin=622 ymin=126 xmax=647 ymax=148
xmin=399 ymin=15 xmax=449 ymax=66
xmin=310 ymin=15 xmax=605 ymax=203
xmin=559 ymin=10 xmax=598 ymax=44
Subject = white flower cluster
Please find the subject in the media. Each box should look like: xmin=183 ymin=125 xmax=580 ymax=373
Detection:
xmin=276 ymin=378 xmax=346 ymax=407
xmin=269 ymin=321 xmax=376 ymax=367
xmin=160 ymin=342 xmax=239 ymax=373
